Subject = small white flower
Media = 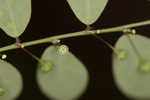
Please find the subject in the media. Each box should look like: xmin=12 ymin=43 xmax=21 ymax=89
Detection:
xmin=58 ymin=45 xmax=69 ymax=55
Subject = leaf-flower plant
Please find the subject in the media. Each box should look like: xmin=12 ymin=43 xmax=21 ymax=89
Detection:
xmin=0 ymin=0 xmax=150 ymax=100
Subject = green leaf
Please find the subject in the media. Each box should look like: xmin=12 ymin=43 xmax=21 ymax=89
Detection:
xmin=67 ymin=0 xmax=108 ymax=25
xmin=0 ymin=0 xmax=31 ymax=38
xmin=113 ymin=34 xmax=150 ymax=99
xmin=37 ymin=46 xmax=89 ymax=100
xmin=0 ymin=59 xmax=23 ymax=100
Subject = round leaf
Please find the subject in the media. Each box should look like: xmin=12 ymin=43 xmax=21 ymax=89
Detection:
xmin=67 ymin=0 xmax=108 ymax=25
xmin=113 ymin=34 xmax=150 ymax=99
xmin=0 ymin=59 xmax=23 ymax=100
xmin=37 ymin=46 xmax=89 ymax=100
xmin=0 ymin=0 xmax=31 ymax=38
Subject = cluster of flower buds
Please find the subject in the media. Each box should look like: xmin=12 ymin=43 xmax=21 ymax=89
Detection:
xmin=0 ymin=54 xmax=7 ymax=60
xmin=123 ymin=28 xmax=136 ymax=35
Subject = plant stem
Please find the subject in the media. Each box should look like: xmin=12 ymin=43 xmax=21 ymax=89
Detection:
xmin=0 ymin=20 xmax=150 ymax=52
xmin=22 ymin=47 xmax=43 ymax=64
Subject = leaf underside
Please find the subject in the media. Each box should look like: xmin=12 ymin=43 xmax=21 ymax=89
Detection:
xmin=67 ymin=0 xmax=108 ymax=25
xmin=0 ymin=0 xmax=31 ymax=38
xmin=37 ymin=46 xmax=89 ymax=100
xmin=113 ymin=34 xmax=150 ymax=99
xmin=0 ymin=59 xmax=23 ymax=100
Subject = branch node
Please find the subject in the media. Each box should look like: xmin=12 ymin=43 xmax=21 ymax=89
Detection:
xmin=15 ymin=38 xmax=24 ymax=48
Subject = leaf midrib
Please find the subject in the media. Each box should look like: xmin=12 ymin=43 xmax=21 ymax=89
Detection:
xmin=5 ymin=0 xmax=18 ymax=35
xmin=86 ymin=0 xmax=90 ymax=22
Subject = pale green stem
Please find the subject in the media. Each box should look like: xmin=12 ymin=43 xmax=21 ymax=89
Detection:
xmin=126 ymin=35 xmax=144 ymax=61
xmin=32 ymin=54 xmax=45 ymax=66
xmin=0 ymin=20 xmax=150 ymax=52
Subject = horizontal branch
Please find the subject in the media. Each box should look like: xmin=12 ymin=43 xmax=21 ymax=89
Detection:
xmin=0 ymin=19 xmax=150 ymax=52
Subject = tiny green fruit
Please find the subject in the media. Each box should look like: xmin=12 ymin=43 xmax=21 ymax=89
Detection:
xmin=40 ymin=60 xmax=53 ymax=72
xmin=141 ymin=60 xmax=150 ymax=72
xmin=0 ymin=88 xmax=4 ymax=96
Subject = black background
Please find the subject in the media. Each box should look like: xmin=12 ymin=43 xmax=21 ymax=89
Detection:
xmin=0 ymin=0 xmax=150 ymax=100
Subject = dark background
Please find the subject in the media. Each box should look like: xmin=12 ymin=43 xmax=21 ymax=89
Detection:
xmin=0 ymin=0 xmax=150 ymax=100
